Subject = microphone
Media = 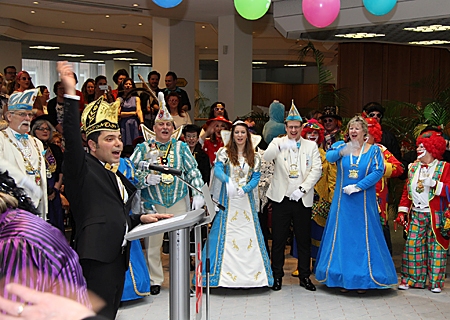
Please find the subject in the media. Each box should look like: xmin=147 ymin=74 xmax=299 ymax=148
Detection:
xmin=139 ymin=161 xmax=182 ymax=176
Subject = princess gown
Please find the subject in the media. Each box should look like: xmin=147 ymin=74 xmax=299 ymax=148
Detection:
xmin=314 ymin=141 xmax=398 ymax=290
xmin=201 ymin=148 xmax=273 ymax=287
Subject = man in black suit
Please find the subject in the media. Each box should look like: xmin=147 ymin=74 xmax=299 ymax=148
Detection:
xmin=59 ymin=62 xmax=171 ymax=319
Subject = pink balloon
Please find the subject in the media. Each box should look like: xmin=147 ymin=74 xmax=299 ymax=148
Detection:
xmin=302 ymin=0 xmax=340 ymax=28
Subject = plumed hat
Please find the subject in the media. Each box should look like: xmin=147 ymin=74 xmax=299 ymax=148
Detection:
xmin=81 ymin=97 xmax=120 ymax=136
xmin=155 ymin=92 xmax=173 ymax=123
xmin=285 ymin=99 xmax=302 ymax=122
xmin=7 ymin=89 xmax=39 ymax=112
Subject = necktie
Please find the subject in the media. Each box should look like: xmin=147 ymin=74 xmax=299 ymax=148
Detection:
xmin=14 ymin=133 xmax=29 ymax=140
xmin=104 ymin=163 xmax=118 ymax=173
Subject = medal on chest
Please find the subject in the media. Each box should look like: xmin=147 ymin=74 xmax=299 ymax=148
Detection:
xmin=157 ymin=143 xmax=175 ymax=184
xmin=348 ymin=142 xmax=365 ymax=179
xmin=289 ymin=164 xmax=299 ymax=179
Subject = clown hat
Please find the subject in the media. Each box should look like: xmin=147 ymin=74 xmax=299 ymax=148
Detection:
xmin=285 ymin=99 xmax=302 ymax=122
xmin=155 ymin=92 xmax=173 ymax=123
xmin=7 ymin=88 xmax=39 ymax=112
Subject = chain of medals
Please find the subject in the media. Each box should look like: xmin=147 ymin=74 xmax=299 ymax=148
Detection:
xmin=415 ymin=159 xmax=437 ymax=194
xmin=2 ymin=131 xmax=42 ymax=186
xmin=234 ymin=156 xmax=247 ymax=186
xmin=348 ymin=142 xmax=366 ymax=179
xmin=157 ymin=141 xmax=175 ymax=184
xmin=287 ymin=144 xmax=300 ymax=179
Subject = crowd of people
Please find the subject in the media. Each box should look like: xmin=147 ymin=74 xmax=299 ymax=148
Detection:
xmin=1 ymin=61 xmax=450 ymax=319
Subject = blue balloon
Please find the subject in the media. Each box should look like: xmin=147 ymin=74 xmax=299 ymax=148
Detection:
xmin=363 ymin=0 xmax=397 ymax=16
xmin=152 ymin=0 xmax=182 ymax=9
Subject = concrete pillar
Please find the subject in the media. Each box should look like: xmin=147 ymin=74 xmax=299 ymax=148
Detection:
xmin=218 ymin=15 xmax=253 ymax=120
xmin=152 ymin=17 xmax=195 ymax=119
xmin=0 ymin=41 xmax=22 ymax=74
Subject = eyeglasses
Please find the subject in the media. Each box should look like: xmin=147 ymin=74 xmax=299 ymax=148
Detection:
xmin=185 ymin=134 xmax=198 ymax=140
xmin=36 ymin=127 xmax=50 ymax=132
xmin=20 ymin=77 xmax=32 ymax=81
xmin=168 ymin=99 xmax=178 ymax=103
xmin=368 ymin=112 xmax=382 ymax=119
xmin=287 ymin=125 xmax=301 ymax=130
xmin=13 ymin=112 xmax=33 ymax=118
xmin=6 ymin=71 xmax=17 ymax=75
xmin=323 ymin=118 xmax=335 ymax=123
xmin=214 ymin=107 xmax=225 ymax=111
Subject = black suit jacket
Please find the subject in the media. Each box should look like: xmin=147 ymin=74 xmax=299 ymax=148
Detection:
xmin=63 ymin=97 xmax=139 ymax=264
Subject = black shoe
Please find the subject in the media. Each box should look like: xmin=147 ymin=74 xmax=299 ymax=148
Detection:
xmin=300 ymin=277 xmax=316 ymax=291
xmin=150 ymin=285 xmax=161 ymax=295
xmin=272 ymin=278 xmax=282 ymax=291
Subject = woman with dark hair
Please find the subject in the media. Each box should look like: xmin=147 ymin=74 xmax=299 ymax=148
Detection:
xmin=166 ymin=91 xmax=191 ymax=128
xmin=202 ymin=116 xmax=232 ymax=165
xmin=396 ymin=129 xmax=450 ymax=293
xmin=47 ymin=81 xmax=65 ymax=133
xmin=14 ymin=71 xmax=35 ymax=93
xmin=111 ymin=69 xmax=129 ymax=100
xmin=200 ymin=120 xmax=273 ymax=288
xmin=117 ymin=77 xmax=143 ymax=146
xmin=30 ymin=118 xmax=65 ymax=233
xmin=199 ymin=102 xmax=229 ymax=144
xmin=81 ymin=78 xmax=95 ymax=104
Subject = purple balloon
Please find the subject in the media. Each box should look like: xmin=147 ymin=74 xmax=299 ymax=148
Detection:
xmin=302 ymin=0 xmax=340 ymax=28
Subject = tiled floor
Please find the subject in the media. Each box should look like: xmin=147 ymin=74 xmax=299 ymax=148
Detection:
xmin=116 ymin=224 xmax=450 ymax=319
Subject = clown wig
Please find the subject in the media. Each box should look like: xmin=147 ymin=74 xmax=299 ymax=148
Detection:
xmin=365 ymin=117 xmax=382 ymax=143
xmin=416 ymin=130 xmax=446 ymax=160
xmin=301 ymin=119 xmax=325 ymax=145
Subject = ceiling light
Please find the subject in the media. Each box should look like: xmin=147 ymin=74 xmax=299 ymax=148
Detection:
xmin=252 ymin=61 xmax=267 ymax=65
xmin=61 ymin=21 xmax=65 ymax=24
xmin=201 ymin=25 xmax=206 ymax=29
xmin=133 ymin=3 xmax=139 ymax=6
xmin=113 ymin=57 xmax=138 ymax=61
xmin=58 ymin=53 xmax=85 ymax=57
xmin=33 ymin=1 xmax=39 ymax=4
xmin=105 ymin=15 xmax=110 ymax=18
xmin=90 ymin=28 xmax=94 ymax=32
xmin=94 ymin=49 xmax=135 ymax=54
xmin=284 ymin=64 xmax=306 ymax=67
xmin=404 ymin=25 xmax=450 ymax=32
xmin=81 ymin=60 xmax=104 ymax=63
xmin=205 ymin=46 xmax=208 ymax=49
xmin=130 ymin=63 xmax=151 ymax=66
xmin=409 ymin=40 xmax=450 ymax=45
xmin=335 ymin=33 xmax=385 ymax=39
xmin=30 ymin=45 xmax=60 ymax=50
xmin=31 ymin=10 xmax=36 ymax=14
xmin=138 ymin=22 xmax=143 ymax=26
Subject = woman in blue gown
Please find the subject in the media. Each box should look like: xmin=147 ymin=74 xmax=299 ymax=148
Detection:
xmin=314 ymin=115 xmax=397 ymax=291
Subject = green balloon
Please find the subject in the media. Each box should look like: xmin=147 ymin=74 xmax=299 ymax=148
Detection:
xmin=234 ymin=0 xmax=271 ymax=20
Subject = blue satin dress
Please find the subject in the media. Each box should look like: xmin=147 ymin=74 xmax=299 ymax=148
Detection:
xmin=314 ymin=141 xmax=398 ymax=290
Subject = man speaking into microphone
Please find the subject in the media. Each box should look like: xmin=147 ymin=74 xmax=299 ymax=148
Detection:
xmin=130 ymin=100 xmax=204 ymax=296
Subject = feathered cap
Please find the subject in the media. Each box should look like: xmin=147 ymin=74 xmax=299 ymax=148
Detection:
xmin=81 ymin=97 xmax=120 ymax=136
xmin=155 ymin=92 xmax=173 ymax=123
xmin=285 ymin=99 xmax=302 ymax=122
xmin=7 ymin=88 xmax=39 ymax=112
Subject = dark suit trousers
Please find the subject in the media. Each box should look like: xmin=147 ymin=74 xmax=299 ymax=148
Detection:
xmin=271 ymin=197 xmax=312 ymax=279
xmin=80 ymin=252 xmax=127 ymax=320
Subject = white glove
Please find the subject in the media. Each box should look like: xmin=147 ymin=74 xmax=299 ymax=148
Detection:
xmin=289 ymin=189 xmax=305 ymax=202
xmin=19 ymin=177 xmax=43 ymax=200
xmin=192 ymin=195 xmax=205 ymax=210
xmin=339 ymin=141 xmax=359 ymax=156
xmin=237 ymin=187 xmax=245 ymax=198
xmin=279 ymin=138 xmax=297 ymax=151
xmin=138 ymin=160 xmax=150 ymax=171
xmin=145 ymin=174 xmax=161 ymax=185
xmin=343 ymin=184 xmax=361 ymax=195
xmin=422 ymin=177 xmax=436 ymax=187
xmin=226 ymin=181 xmax=238 ymax=198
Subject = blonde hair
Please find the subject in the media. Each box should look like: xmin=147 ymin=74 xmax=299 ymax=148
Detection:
xmin=0 ymin=192 xmax=18 ymax=214
xmin=347 ymin=115 xmax=368 ymax=136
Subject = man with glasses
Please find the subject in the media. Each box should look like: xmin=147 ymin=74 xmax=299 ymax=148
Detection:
xmin=0 ymin=89 xmax=47 ymax=217
xmin=362 ymin=102 xmax=402 ymax=162
xmin=3 ymin=66 xmax=17 ymax=83
xmin=264 ymin=102 xmax=322 ymax=292
xmin=319 ymin=106 xmax=344 ymax=151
